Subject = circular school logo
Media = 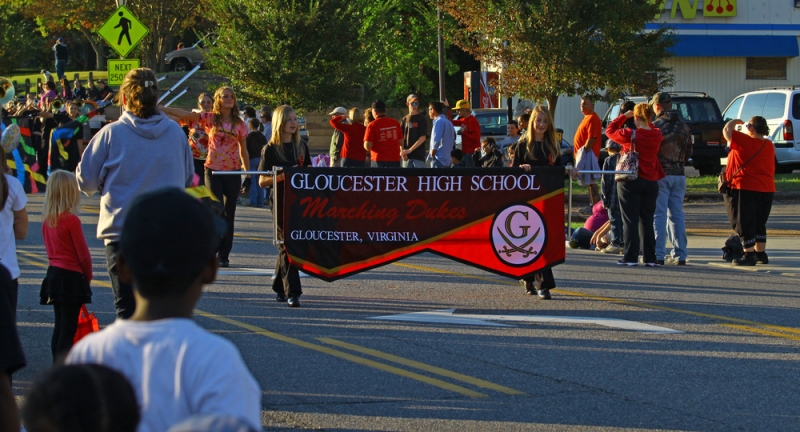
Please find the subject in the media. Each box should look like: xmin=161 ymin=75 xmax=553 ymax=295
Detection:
xmin=491 ymin=204 xmax=547 ymax=266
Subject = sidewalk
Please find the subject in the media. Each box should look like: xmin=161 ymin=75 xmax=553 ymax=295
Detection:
xmin=685 ymin=235 xmax=798 ymax=278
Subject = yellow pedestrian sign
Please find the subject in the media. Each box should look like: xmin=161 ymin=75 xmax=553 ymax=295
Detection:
xmin=107 ymin=59 xmax=140 ymax=85
xmin=97 ymin=6 xmax=148 ymax=58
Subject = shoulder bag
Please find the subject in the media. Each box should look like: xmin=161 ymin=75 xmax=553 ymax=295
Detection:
xmin=73 ymin=305 xmax=100 ymax=344
xmin=718 ymin=138 xmax=767 ymax=193
xmin=615 ymin=131 xmax=639 ymax=182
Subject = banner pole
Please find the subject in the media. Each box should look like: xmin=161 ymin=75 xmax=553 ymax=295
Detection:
xmin=273 ymin=167 xmax=283 ymax=246
xmin=158 ymin=64 xmax=201 ymax=103
xmin=163 ymin=88 xmax=189 ymax=107
xmin=567 ymin=175 xmax=573 ymax=236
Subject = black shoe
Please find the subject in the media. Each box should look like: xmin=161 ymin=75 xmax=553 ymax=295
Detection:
xmin=734 ymin=253 xmax=757 ymax=266
xmin=616 ymin=260 xmax=637 ymax=266
xmin=537 ymin=288 xmax=551 ymax=300
xmin=287 ymin=296 xmax=300 ymax=307
xmin=219 ymin=260 xmax=229 ymax=268
xmin=755 ymin=252 xmax=769 ymax=264
xmin=276 ymin=294 xmax=287 ymax=302
xmin=656 ymin=260 xmax=665 ymax=266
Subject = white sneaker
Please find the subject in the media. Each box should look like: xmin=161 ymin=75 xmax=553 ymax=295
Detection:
xmin=602 ymin=245 xmax=621 ymax=254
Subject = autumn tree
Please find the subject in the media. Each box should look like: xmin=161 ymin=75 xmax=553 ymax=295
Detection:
xmin=15 ymin=0 xmax=114 ymax=70
xmin=441 ymin=0 xmax=675 ymax=120
xmin=202 ymin=0 xmax=368 ymax=110
xmin=125 ymin=0 xmax=200 ymax=71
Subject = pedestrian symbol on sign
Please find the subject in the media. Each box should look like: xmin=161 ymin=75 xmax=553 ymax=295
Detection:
xmin=97 ymin=6 xmax=149 ymax=58
xmin=115 ymin=12 xmax=132 ymax=46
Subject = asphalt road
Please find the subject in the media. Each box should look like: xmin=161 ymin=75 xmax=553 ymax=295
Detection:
xmin=11 ymin=194 xmax=800 ymax=431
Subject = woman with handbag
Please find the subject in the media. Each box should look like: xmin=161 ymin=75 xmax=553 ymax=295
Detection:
xmin=512 ymin=105 xmax=561 ymax=299
xmin=605 ymin=104 xmax=664 ymax=266
xmin=721 ymin=116 xmax=775 ymax=266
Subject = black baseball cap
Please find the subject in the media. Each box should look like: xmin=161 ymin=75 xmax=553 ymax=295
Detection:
xmin=120 ymin=188 xmax=226 ymax=282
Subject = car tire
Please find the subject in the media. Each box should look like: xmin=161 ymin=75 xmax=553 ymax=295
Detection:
xmin=775 ymin=161 xmax=794 ymax=174
xmin=171 ymin=58 xmax=191 ymax=72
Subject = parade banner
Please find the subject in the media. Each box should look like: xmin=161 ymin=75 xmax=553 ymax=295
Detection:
xmin=282 ymin=167 xmax=565 ymax=281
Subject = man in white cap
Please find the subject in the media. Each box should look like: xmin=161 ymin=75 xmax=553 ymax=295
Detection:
xmin=328 ymin=106 xmax=347 ymax=167
xmin=400 ymin=94 xmax=428 ymax=168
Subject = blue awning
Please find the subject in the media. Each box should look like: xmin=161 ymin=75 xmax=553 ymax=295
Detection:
xmin=670 ymin=35 xmax=799 ymax=57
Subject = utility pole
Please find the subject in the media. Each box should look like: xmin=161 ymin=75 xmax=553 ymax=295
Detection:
xmin=437 ymin=5 xmax=446 ymax=102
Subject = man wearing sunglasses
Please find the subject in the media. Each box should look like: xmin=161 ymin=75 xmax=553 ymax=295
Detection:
xmin=400 ymin=94 xmax=429 ymax=168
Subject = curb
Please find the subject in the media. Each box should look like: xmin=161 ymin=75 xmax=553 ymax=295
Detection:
xmin=568 ymin=192 xmax=800 ymax=204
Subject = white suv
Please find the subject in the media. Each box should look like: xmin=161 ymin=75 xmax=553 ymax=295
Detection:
xmin=721 ymin=87 xmax=800 ymax=174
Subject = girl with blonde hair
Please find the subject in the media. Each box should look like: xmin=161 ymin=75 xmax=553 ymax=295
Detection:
xmin=511 ymin=104 xmax=562 ymax=299
xmin=258 ymin=105 xmax=311 ymax=307
xmin=41 ymin=170 xmax=92 ymax=361
xmin=162 ymin=86 xmax=250 ymax=267
xmin=605 ymin=102 xmax=664 ymax=266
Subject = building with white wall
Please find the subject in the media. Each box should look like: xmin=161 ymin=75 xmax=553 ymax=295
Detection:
xmin=496 ymin=0 xmax=800 ymax=146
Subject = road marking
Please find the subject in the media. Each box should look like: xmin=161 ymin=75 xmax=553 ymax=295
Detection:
xmin=193 ymin=310 xmax=489 ymax=399
xmin=317 ymin=337 xmax=525 ymax=395
xmin=720 ymin=324 xmax=800 ymax=342
xmin=369 ymin=309 xmax=683 ymax=333
xmin=391 ymin=262 xmax=800 ymax=341
xmin=18 ymin=249 xmax=493 ymax=398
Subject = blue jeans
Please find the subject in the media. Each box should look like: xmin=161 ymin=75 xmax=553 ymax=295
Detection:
xmin=654 ymin=175 xmax=687 ymax=260
xmin=403 ymin=159 xmax=426 ymax=168
xmin=249 ymin=157 xmax=266 ymax=206
xmin=371 ymin=161 xmax=401 ymax=168
xmin=55 ymin=60 xmax=67 ymax=79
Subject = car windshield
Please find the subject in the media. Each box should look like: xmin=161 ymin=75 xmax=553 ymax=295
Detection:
xmin=672 ymin=99 xmax=722 ymax=123
xmin=475 ymin=112 xmax=508 ymax=135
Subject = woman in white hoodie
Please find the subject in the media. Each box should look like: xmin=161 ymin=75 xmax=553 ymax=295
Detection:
xmin=77 ymin=68 xmax=194 ymax=319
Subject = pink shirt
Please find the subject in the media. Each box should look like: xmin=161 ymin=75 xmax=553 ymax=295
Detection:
xmin=198 ymin=112 xmax=248 ymax=170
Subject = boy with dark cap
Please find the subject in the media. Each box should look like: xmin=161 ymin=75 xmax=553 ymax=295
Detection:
xmin=67 ymin=188 xmax=262 ymax=432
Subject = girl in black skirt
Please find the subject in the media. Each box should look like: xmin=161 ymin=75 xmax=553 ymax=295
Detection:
xmin=41 ymin=170 xmax=93 ymax=361
xmin=511 ymin=105 xmax=562 ymax=299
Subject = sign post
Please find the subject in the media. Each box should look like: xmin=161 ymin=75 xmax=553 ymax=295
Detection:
xmin=97 ymin=5 xmax=149 ymax=58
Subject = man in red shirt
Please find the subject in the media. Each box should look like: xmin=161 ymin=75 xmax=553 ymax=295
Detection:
xmin=574 ymin=97 xmax=603 ymax=210
xmin=364 ymin=100 xmax=403 ymax=167
xmin=451 ymin=99 xmax=481 ymax=167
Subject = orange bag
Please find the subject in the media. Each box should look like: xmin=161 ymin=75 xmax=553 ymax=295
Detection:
xmin=73 ymin=304 xmax=100 ymax=344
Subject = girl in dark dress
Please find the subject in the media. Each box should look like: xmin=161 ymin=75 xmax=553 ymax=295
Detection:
xmin=40 ymin=170 xmax=92 ymax=361
xmin=258 ymin=105 xmax=311 ymax=307
xmin=511 ymin=105 xmax=562 ymax=299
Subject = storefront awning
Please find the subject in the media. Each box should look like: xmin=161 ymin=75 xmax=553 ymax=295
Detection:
xmin=670 ymin=35 xmax=799 ymax=57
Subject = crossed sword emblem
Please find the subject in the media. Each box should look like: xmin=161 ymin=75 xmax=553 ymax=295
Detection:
xmin=497 ymin=227 xmax=540 ymax=258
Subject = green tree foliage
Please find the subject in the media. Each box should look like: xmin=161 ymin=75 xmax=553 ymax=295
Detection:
xmin=0 ymin=11 xmax=45 ymax=76
xmin=359 ymin=0 xmax=459 ymax=102
xmin=202 ymin=0 xmax=368 ymax=111
xmin=441 ymin=0 xmax=675 ymax=120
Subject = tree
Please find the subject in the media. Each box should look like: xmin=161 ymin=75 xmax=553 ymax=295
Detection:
xmin=202 ymin=0 xmax=368 ymax=111
xmin=441 ymin=0 xmax=675 ymax=120
xmin=15 ymin=0 xmax=115 ymax=70
xmin=125 ymin=0 xmax=200 ymax=71
xmin=359 ymin=0 xmax=460 ymax=103
xmin=0 ymin=10 xmax=46 ymax=76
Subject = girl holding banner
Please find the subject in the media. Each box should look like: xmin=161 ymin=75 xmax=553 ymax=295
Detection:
xmin=258 ymin=105 xmax=311 ymax=308
xmin=511 ymin=105 xmax=561 ymax=299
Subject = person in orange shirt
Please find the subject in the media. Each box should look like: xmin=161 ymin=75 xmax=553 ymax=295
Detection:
xmin=574 ymin=97 xmax=603 ymax=212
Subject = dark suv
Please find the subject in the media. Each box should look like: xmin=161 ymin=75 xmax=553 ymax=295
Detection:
xmin=601 ymin=92 xmax=727 ymax=176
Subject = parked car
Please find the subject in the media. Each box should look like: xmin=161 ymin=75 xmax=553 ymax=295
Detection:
xmin=601 ymin=92 xmax=728 ymax=176
xmin=721 ymin=86 xmax=800 ymax=174
xmin=164 ymin=39 xmax=209 ymax=72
